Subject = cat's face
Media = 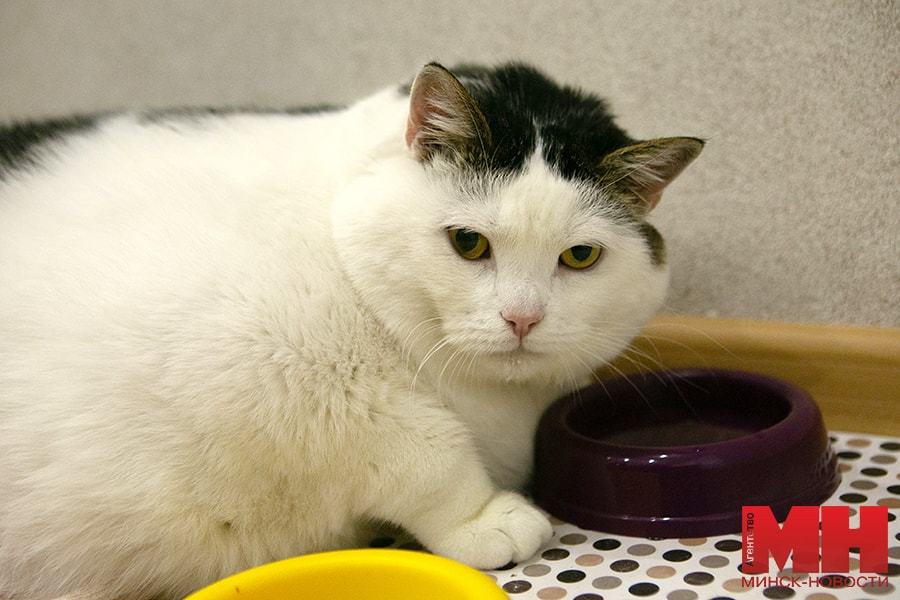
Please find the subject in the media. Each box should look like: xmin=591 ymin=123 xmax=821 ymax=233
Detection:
xmin=409 ymin=156 xmax=670 ymax=384
xmin=332 ymin=63 xmax=701 ymax=387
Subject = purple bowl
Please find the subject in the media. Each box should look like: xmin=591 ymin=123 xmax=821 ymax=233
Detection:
xmin=533 ymin=369 xmax=839 ymax=538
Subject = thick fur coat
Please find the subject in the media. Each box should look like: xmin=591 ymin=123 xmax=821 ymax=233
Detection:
xmin=0 ymin=63 xmax=701 ymax=598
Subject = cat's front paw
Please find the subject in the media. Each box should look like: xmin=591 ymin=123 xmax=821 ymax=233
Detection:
xmin=429 ymin=491 xmax=553 ymax=569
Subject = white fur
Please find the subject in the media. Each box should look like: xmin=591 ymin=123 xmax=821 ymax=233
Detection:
xmin=0 ymin=86 xmax=668 ymax=599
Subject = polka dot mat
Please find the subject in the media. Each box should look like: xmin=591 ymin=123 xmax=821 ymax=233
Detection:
xmin=372 ymin=431 xmax=899 ymax=599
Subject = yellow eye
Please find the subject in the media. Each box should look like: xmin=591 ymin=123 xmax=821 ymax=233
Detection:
xmin=449 ymin=228 xmax=490 ymax=260
xmin=560 ymin=245 xmax=603 ymax=270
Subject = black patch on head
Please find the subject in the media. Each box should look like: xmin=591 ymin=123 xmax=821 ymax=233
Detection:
xmin=405 ymin=63 xmax=634 ymax=180
xmin=0 ymin=115 xmax=97 ymax=177
xmin=637 ymin=222 xmax=667 ymax=266
xmin=140 ymin=103 xmax=342 ymax=123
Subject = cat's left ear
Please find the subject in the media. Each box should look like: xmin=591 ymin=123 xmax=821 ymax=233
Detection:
xmin=405 ymin=63 xmax=491 ymax=163
xmin=599 ymin=137 xmax=704 ymax=214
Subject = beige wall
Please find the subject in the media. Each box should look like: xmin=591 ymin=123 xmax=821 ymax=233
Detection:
xmin=1 ymin=0 xmax=897 ymax=326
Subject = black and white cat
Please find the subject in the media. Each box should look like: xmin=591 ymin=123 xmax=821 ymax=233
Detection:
xmin=0 ymin=63 xmax=702 ymax=599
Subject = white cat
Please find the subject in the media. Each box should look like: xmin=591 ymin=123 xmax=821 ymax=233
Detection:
xmin=0 ymin=62 xmax=702 ymax=599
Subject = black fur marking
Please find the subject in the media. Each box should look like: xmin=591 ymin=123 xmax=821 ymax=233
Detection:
xmin=140 ymin=104 xmax=342 ymax=123
xmin=637 ymin=222 xmax=667 ymax=266
xmin=282 ymin=104 xmax=343 ymax=115
xmin=406 ymin=63 xmax=635 ymax=181
xmin=0 ymin=115 xmax=97 ymax=177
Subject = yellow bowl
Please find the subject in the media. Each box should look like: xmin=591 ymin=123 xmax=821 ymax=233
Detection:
xmin=184 ymin=549 xmax=507 ymax=600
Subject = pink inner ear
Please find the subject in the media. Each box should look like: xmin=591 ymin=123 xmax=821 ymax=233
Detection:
xmin=404 ymin=91 xmax=424 ymax=149
xmin=404 ymin=115 xmax=418 ymax=148
xmin=405 ymin=74 xmax=441 ymax=150
xmin=639 ymin=189 xmax=664 ymax=212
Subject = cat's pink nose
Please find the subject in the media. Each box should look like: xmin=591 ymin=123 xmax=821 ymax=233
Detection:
xmin=501 ymin=309 xmax=544 ymax=340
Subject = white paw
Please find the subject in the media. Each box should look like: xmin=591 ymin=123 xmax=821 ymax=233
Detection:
xmin=429 ymin=491 xmax=553 ymax=569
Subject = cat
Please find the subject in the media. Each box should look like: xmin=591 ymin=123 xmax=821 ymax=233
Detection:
xmin=0 ymin=62 xmax=702 ymax=599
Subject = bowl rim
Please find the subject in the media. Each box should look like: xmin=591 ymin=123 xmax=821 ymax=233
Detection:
xmin=184 ymin=548 xmax=507 ymax=600
xmin=547 ymin=368 xmax=819 ymax=461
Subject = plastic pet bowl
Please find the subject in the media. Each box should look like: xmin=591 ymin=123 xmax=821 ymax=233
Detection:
xmin=185 ymin=549 xmax=506 ymax=600
xmin=534 ymin=369 xmax=839 ymax=538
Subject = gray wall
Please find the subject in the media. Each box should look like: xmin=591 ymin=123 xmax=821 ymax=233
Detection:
xmin=2 ymin=0 xmax=897 ymax=326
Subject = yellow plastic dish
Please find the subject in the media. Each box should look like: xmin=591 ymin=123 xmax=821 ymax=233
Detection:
xmin=184 ymin=549 xmax=507 ymax=600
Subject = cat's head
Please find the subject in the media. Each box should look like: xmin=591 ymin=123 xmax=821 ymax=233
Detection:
xmin=332 ymin=63 xmax=702 ymax=387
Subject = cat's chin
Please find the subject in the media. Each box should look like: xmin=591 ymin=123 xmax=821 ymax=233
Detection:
xmin=477 ymin=343 xmax=544 ymax=364
xmin=471 ymin=347 xmax=574 ymax=384
xmin=490 ymin=346 xmax=539 ymax=357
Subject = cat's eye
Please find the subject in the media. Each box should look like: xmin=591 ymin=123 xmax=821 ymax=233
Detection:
xmin=448 ymin=228 xmax=490 ymax=260
xmin=559 ymin=245 xmax=603 ymax=270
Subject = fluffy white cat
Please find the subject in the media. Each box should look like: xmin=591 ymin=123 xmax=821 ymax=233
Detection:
xmin=0 ymin=63 xmax=702 ymax=599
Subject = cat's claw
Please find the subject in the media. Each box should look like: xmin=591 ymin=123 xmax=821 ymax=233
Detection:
xmin=430 ymin=491 xmax=553 ymax=570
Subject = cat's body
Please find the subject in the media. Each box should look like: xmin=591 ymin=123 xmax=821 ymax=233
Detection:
xmin=0 ymin=63 xmax=701 ymax=599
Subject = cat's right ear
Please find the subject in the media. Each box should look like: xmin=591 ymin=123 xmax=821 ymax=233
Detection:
xmin=405 ymin=63 xmax=491 ymax=163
